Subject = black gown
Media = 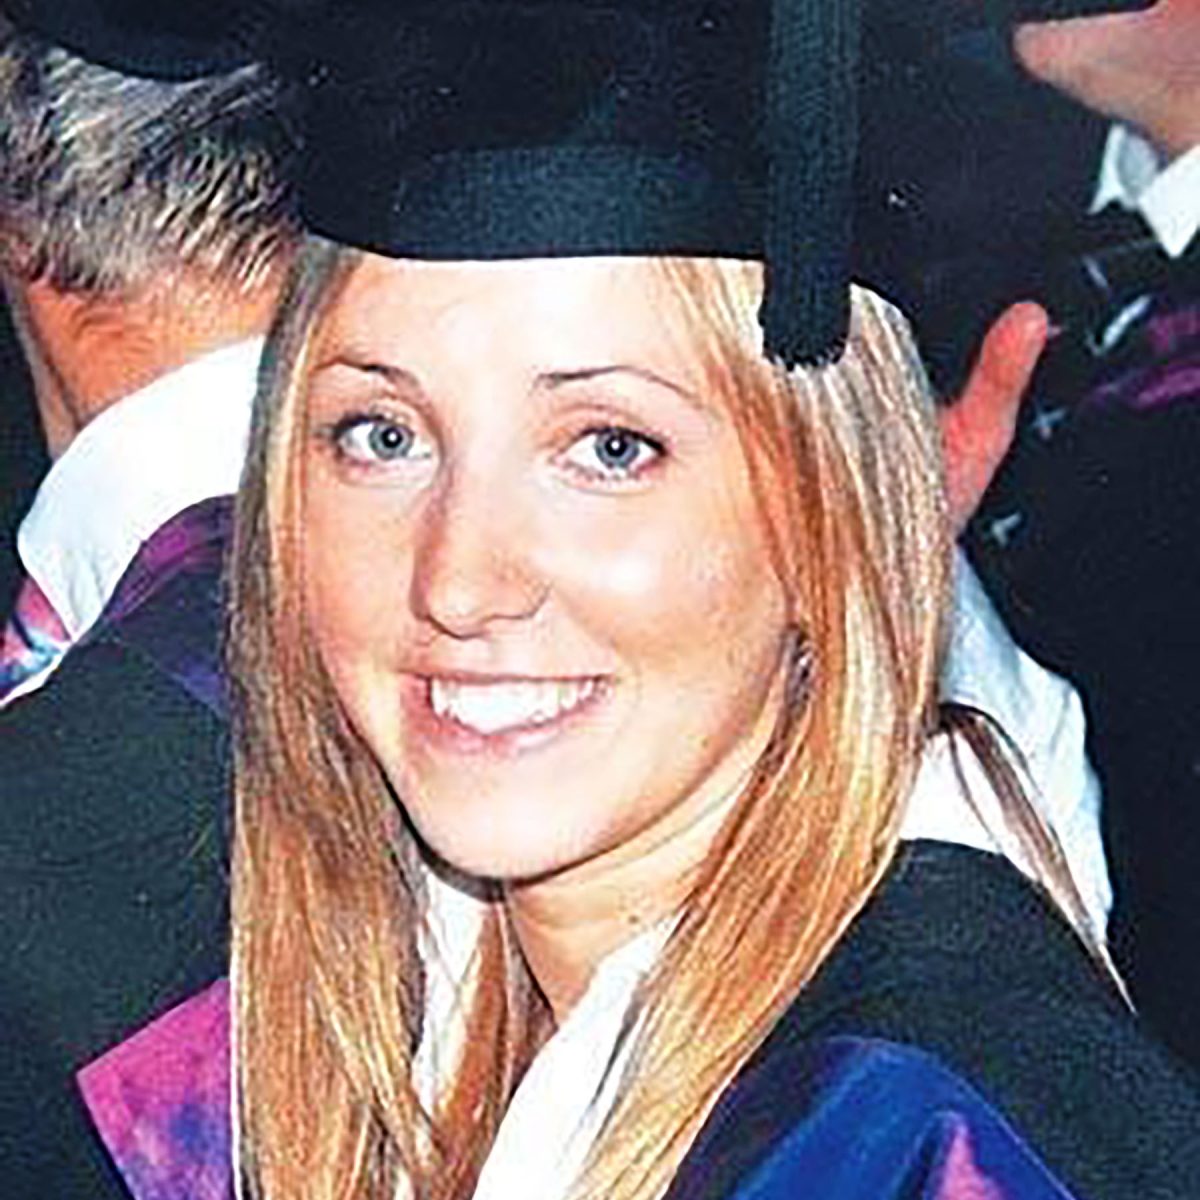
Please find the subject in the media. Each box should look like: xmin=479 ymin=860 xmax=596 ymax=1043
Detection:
xmin=0 ymin=503 xmax=230 ymax=1199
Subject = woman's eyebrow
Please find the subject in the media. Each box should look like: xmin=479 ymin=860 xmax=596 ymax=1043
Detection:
xmin=310 ymin=353 xmax=421 ymax=391
xmin=538 ymin=365 xmax=708 ymax=411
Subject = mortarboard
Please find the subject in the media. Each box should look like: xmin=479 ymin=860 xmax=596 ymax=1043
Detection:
xmin=273 ymin=0 xmax=1153 ymax=369
xmin=278 ymin=0 xmax=860 ymax=368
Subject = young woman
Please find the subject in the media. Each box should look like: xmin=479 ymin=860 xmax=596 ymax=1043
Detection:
xmin=224 ymin=3 xmax=1200 ymax=1199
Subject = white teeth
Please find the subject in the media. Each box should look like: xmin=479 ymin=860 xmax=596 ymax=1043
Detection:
xmin=428 ymin=677 xmax=597 ymax=734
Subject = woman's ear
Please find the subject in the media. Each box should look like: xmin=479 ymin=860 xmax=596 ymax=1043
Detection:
xmin=779 ymin=628 xmax=813 ymax=715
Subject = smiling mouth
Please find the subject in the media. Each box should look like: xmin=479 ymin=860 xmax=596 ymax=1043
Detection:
xmin=426 ymin=676 xmax=603 ymax=736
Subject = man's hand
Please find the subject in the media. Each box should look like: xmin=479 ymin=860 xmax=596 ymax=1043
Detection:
xmin=940 ymin=302 xmax=1050 ymax=533
xmin=1013 ymin=1 xmax=1200 ymax=161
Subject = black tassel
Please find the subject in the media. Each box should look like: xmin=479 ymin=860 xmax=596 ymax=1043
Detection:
xmin=760 ymin=0 xmax=861 ymax=369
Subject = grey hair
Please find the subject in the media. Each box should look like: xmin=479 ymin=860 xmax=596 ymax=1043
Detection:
xmin=0 ymin=25 xmax=299 ymax=296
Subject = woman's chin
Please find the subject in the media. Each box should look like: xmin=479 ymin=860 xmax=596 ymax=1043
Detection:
xmin=419 ymin=829 xmax=592 ymax=886
xmin=397 ymin=784 xmax=613 ymax=885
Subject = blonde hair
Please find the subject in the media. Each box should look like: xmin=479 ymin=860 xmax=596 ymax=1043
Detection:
xmin=230 ymin=239 xmax=1107 ymax=1200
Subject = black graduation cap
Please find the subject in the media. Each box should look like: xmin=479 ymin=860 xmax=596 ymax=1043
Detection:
xmin=283 ymin=0 xmax=1152 ymax=369
xmin=282 ymin=0 xmax=858 ymax=369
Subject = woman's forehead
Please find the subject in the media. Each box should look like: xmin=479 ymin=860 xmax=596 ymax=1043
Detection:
xmin=333 ymin=252 xmax=674 ymax=311
xmin=315 ymin=252 xmax=712 ymax=390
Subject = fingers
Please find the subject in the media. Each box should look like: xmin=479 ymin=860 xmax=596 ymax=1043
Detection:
xmin=941 ymin=301 xmax=1050 ymax=533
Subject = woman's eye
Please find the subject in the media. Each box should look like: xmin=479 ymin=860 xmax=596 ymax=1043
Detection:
xmin=332 ymin=415 xmax=431 ymax=465
xmin=563 ymin=426 xmax=664 ymax=479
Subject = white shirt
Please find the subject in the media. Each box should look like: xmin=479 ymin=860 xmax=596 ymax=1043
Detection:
xmin=468 ymin=918 xmax=663 ymax=1200
xmin=1093 ymin=125 xmax=1200 ymax=257
xmin=936 ymin=552 xmax=1111 ymax=932
xmin=8 ymin=337 xmax=261 ymax=700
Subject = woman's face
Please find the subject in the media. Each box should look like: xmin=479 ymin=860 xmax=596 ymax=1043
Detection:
xmin=302 ymin=254 xmax=791 ymax=882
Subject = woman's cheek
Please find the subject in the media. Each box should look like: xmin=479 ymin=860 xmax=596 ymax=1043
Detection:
xmin=551 ymin=501 xmax=754 ymax=664
xmin=303 ymin=497 xmax=406 ymax=673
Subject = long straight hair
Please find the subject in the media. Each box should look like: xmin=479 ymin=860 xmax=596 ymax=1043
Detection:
xmin=229 ymin=240 xmax=1109 ymax=1200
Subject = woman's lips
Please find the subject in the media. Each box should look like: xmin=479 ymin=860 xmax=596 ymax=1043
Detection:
xmin=403 ymin=673 xmax=610 ymax=755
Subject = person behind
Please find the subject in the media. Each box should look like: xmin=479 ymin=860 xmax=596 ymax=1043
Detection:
xmin=902 ymin=0 xmax=1200 ymax=1062
xmin=0 ymin=6 xmax=297 ymax=1193
xmin=975 ymin=1 xmax=1200 ymax=1067
xmin=0 ymin=5 xmax=297 ymax=702
xmin=857 ymin=0 xmax=1200 ymax=1065
xmin=223 ymin=4 xmax=1200 ymax=1199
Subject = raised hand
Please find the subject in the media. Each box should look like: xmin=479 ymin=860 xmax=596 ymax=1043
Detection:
xmin=940 ymin=302 xmax=1050 ymax=532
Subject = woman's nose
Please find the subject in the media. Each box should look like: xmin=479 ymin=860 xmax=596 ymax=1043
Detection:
xmin=408 ymin=474 xmax=547 ymax=639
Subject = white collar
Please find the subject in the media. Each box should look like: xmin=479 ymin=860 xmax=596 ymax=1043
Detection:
xmin=1092 ymin=124 xmax=1200 ymax=258
xmin=942 ymin=555 xmax=1111 ymax=939
xmin=17 ymin=337 xmax=262 ymax=641
xmin=469 ymin=921 xmax=666 ymax=1200
xmin=1093 ymin=122 xmax=1163 ymax=215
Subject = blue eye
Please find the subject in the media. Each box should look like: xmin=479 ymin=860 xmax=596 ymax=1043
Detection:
xmin=564 ymin=426 xmax=663 ymax=479
xmin=333 ymin=415 xmax=431 ymax=465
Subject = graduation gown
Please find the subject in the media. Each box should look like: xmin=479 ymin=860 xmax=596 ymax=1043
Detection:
xmin=670 ymin=841 xmax=1200 ymax=1200
xmin=76 ymin=843 xmax=1200 ymax=1200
